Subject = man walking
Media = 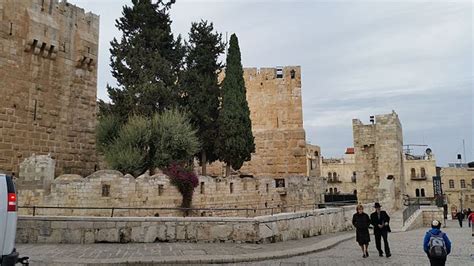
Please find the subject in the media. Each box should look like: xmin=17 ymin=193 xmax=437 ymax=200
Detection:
xmin=423 ymin=220 xmax=451 ymax=266
xmin=370 ymin=202 xmax=391 ymax=257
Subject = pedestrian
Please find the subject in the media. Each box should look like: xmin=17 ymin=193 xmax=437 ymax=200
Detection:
xmin=370 ymin=202 xmax=391 ymax=258
xmin=352 ymin=204 xmax=371 ymax=258
xmin=468 ymin=211 xmax=474 ymax=231
xmin=456 ymin=210 xmax=464 ymax=227
xmin=467 ymin=208 xmax=472 ymax=227
xmin=423 ymin=220 xmax=451 ymax=266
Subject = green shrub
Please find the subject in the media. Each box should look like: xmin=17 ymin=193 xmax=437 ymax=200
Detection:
xmin=98 ymin=110 xmax=199 ymax=177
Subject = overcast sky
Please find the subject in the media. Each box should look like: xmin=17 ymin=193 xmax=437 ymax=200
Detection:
xmin=70 ymin=0 xmax=473 ymax=166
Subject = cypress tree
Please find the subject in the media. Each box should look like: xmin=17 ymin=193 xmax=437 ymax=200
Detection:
xmin=216 ymin=34 xmax=255 ymax=176
xmin=181 ymin=20 xmax=225 ymax=175
xmin=107 ymin=0 xmax=184 ymax=120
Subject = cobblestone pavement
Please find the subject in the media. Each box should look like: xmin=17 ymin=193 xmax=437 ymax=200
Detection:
xmin=16 ymin=220 xmax=473 ymax=265
xmin=228 ymin=220 xmax=473 ymax=266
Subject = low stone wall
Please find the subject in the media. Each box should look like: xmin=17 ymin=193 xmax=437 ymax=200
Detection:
xmin=420 ymin=206 xmax=444 ymax=226
xmin=17 ymin=205 xmax=369 ymax=244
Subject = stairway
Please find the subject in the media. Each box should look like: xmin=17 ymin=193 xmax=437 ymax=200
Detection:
xmin=389 ymin=211 xmax=404 ymax=232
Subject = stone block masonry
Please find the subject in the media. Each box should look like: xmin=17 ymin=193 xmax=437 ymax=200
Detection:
xmin=17 ymin=204 xmax=370 ymax=244
xmin=0 ymin=0 xmax=99 ymax=176
xmin=206 ymin=66 xmax=307 ymax=177
xmin=353 ymin=111 xmax=405 ymax=210
xmin=17 ymin=156 xmax=326 ymax=217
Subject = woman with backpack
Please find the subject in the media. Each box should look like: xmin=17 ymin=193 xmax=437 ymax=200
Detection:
xmin=423 ymin=220 xmax=452 ymax=266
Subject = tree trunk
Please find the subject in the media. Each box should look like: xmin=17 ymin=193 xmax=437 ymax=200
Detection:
xmin=225 ymin=163 xmax=231 ymax=177
xmin=201 ymin=152 xmax=207 ymax=176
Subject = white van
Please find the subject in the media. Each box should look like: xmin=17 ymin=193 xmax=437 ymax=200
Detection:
xmin=0 ymin=173 xmax=19 ymax=265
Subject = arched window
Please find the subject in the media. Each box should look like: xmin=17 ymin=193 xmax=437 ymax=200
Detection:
xmin=353 ymin=190 xmax=357 ymax=195
xmin=333 ymin=172 xmax=337 ymax=181
xmin=420 ymin=168 xmax=426 ymax=178
xmin=328 ymin=172 xmax=332 ymax=181
xmin=411 ymin=168 xmax=416 ymax=178
xmin=334 ymin=188 xmax=338 ymax=194
xmin=314 ymin=151 xmax=319 ymax=157
xmin=421 ymin=188 xmax=425 ymax=197
xmin=449 ymin=179 xmax=454 ymax=188
xmin=415 ymin=188 xmax=420 ymax=197
xmin=329 ymin=188 xmax=333 ymax=194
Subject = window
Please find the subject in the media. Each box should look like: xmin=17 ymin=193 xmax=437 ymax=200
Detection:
xmin=352 ymin=171 xmax=357 ymax=183
xmin=353 ymin=190 xmax=357 ymax=195
xmin=158 ymin=184 xmax=164 ymax=196
xmin=200 ymin=182 xmax=205 ymax=194
xmin=276 ymin=67 xmax=283 ymax=78
xmin=290 ymin=69 xmax=296 ymax=79
xmin=101 ymin=184 xmax=110 ymax=197
xmin=461 ymin=179 xmax=466 ymax=188
xmin=314 ymin=151 xmax=319 ymax=157
xmin=275 ymin=179 xmax=285 ymax=188
xmin=333 ymin=172 xmax=337 ymax=181
xmin=420 ymin=168 xmax=426 ymax=178
xmin=334 ymin=188 xmax=338 ymax=194
xmin=328 ymin=172 xmax=332 ymax=179
xmin=421 ymin=188 xmax=425 ymax=197
xmin=266 ymin=183 xmax=269 ymax=193
xmin=449 ymin=179 xmax=454 ymax=188
xmin=411 ymin=168 xmax=416 ymax=178
xmin=310 ymin=159 xmax=313 ymax=170
xmin=230 ymin=183 xmax=234 ymax=193
xmin=329 ymin=188 xmax=333 ymax=194
xmin=415 ymin=188 xmax=420 ymax=197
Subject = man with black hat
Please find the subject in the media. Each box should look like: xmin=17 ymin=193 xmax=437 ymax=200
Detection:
xmin=370 ymin=202 xmax=391 ymax=257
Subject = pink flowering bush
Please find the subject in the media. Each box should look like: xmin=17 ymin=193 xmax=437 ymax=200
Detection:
xmin=163 ymin=163 xmax=199 ymax=210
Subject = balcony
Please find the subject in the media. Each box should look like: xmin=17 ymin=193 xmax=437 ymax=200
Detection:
xmin=327 ymin=179 xmax=342 ymax=183
xmin=410 ymin=175 xmax=427 ymax=180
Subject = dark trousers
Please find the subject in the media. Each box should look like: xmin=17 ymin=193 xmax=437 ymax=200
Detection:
xmin=374 ymin=230 xmax=390 ymax=255
xmin=458 ymin=219 xmax=463 ymax=227
xmin=428 ymin=256 xmax=446 ymax=266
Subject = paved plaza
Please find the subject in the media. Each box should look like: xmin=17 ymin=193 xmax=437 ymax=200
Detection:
xmin=17 ymin=221 xmax=473 ymax=265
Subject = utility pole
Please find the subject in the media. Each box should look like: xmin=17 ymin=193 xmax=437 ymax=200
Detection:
xmin=462 ymin=139 xmax=466 ymax=164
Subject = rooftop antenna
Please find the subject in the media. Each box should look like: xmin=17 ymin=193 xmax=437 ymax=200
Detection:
xmin=462 ymin=139 xmax=466 ymax=163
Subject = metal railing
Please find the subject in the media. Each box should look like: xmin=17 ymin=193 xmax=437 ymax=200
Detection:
xmin=18 ymin=203 xmax=329 ymax=218
xmin=402 ymin=203 xmax=420 ymax=226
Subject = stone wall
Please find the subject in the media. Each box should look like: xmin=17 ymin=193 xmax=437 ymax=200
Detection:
xmin=17 ymin=165 xmax=326 ymax=217
xmin=420 ymin=206 xmax=444 ymax=227
xmin=17 ymin=204 xmax=372 ymax=244
xmin=206 ymin=67 xmax=307 ymax=177
xmin=0 ymin=0 xmax=99 ymax=176
xmin=353 ymin=111 xmax=405 ymax=210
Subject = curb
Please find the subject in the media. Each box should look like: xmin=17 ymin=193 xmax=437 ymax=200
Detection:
xmin=29 ymin=233 xmax=355 ymax=265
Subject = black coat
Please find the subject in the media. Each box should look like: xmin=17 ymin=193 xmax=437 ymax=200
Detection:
xmin=353 ymin=212 xmax=371 ymax=245
xmin=370 ymin=210 xmax=391 ymax=233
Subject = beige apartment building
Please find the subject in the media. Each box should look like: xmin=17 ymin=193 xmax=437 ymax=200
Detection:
xmin=441 ymin=165 xmax=474 ymax=215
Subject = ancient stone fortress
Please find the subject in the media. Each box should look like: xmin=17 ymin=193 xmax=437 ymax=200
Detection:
xmin=0 ymin=0 xmax=99 ymax=176
xmin=17 ymin=155 xmax=326 ymax=218
xmin=206 ymin=67 xmax=308 ymax=177
xmin=353 ymin=111 xmax=405 ymax=210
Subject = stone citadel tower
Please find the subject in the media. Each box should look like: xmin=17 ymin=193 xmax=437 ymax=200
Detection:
xmin=0 ymin=0 xmax=99 ymax=176
xmin=353 ymin=111 xmax=405 ymax=210
xmin=207 ymin=66 xmax=307 ymax=177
